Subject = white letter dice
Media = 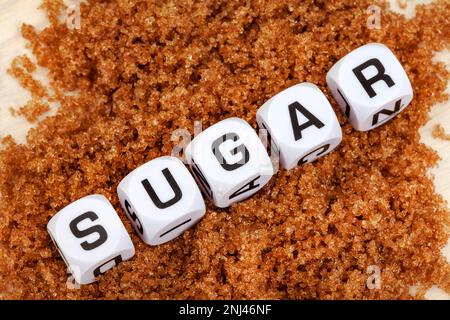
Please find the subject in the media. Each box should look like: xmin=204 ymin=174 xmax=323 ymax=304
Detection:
xmin=117 ymin=156 xmax=205 ymax=246
xmin=47 ymin=194 xmax=135 ymax=285
xmin=326 ymin=43 xmax=413 ymax=131
xmin=256 ymin=83 xmax=342 ymax=170
xmin=185 ymin=117 xmax=274 ymax=208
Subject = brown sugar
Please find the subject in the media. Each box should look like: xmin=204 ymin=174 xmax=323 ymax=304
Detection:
xmin=7 ymin=55 xmax=51 ymax=123
xmin=432 ymin=124 xmax=450 ymax=141
xmin=10 ymin=100 xmax=50 ymax=124
xmin=7 ymin=55 xmax=48 ymax=99
xmin=1 ymin=0 xmax=450 ymax=299
xmin=397 ymin=0 xmax=408 ymax=10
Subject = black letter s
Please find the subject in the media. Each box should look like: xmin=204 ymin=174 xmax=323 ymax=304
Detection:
xmin=69 ymin=211 xmax=108 ymax=251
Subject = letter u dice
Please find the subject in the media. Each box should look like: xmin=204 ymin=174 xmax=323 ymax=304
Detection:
xmin=47 ymin=194 xmax=135 ymax=285
xmin=327 ymin=43 xmax=413 ymax=131
xmin=117 ymin=156 xmax=205 ymax=245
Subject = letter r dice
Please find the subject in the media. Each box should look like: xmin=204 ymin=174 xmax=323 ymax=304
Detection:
xmin=256 ymin=83 xmax=342 ymax=170
xmin=47 ymin=194 xmax=135 ymax=285
xmin=327 ymin=43 xmax=413 ymax=131
xmin=117 ymin=156 xmax=206 ymax=246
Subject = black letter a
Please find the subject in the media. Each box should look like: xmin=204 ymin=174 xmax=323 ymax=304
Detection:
xmin=141 ymin=168 xmax=183 ymax=209
xmin=288 ymin=102 xmax=324 ymax=141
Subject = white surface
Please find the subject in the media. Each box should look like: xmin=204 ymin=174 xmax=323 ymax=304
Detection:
xmin=117 ymin=156 xmax=206 ymax=245
xmin=0 ymin=0 xmax=449 ymax=298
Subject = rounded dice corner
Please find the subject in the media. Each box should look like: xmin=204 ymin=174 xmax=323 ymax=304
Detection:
xmin=46 ymin=213 xmax=58 ymax=234
xmin=47 ymin=194 xmax=108 ymax=230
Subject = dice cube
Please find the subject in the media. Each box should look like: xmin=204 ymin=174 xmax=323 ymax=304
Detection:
xmin=47 ymin=194 xmax=135 ymax=285
xmin=256 ymin=83 xmax=342 ymax=170
xmin=185 ymin=117 xmax=274 ymax=208
xmin=117 ymin=156 xmax=205 ymax=246
xmin=327 ymin=43 xmax=413 ymax=131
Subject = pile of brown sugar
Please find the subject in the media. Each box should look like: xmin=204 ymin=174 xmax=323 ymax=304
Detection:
xmin=1 ymin=0 xmax=450 ymax=299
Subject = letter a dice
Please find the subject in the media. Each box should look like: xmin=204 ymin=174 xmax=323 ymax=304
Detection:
xmin=327 ymin=43 xmax=413 ymax=131
xmin=185 ymin=117 xmax=274 ymax=208
xmin=47 ymin=194 xmax=135 ymax=285
xmin=117 ymin=156 xmax=205 ymax=245
xmin=256 ymin=83 xmax=342 ymax=170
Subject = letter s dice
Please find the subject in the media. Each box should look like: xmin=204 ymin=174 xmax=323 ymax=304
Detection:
xmin=47 ymin=194 xmax=135 ymax=285
xmin=327 ymin=43 xmax=413 ymax=131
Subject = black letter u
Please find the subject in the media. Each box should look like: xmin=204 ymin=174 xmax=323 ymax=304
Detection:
xmin=141 ymin=168 xmax=183 ymax=209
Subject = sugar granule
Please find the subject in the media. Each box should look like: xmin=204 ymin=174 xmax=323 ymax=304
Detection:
xmin=433 ymin=124 xmax=450 ymax=141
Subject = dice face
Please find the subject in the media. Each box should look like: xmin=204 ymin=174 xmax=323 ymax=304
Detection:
xmin=117 ymin=156 xmax=205 ymax=246
xmin=185 ymin=117 xmax=274 ymax=208
xmin=327 ymin=43 xmax=413 ymax=131
xmin=47 ymin=194 xmax=135 ymax=285
xmin=256 ymin=83 xmax=342 ymax=170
